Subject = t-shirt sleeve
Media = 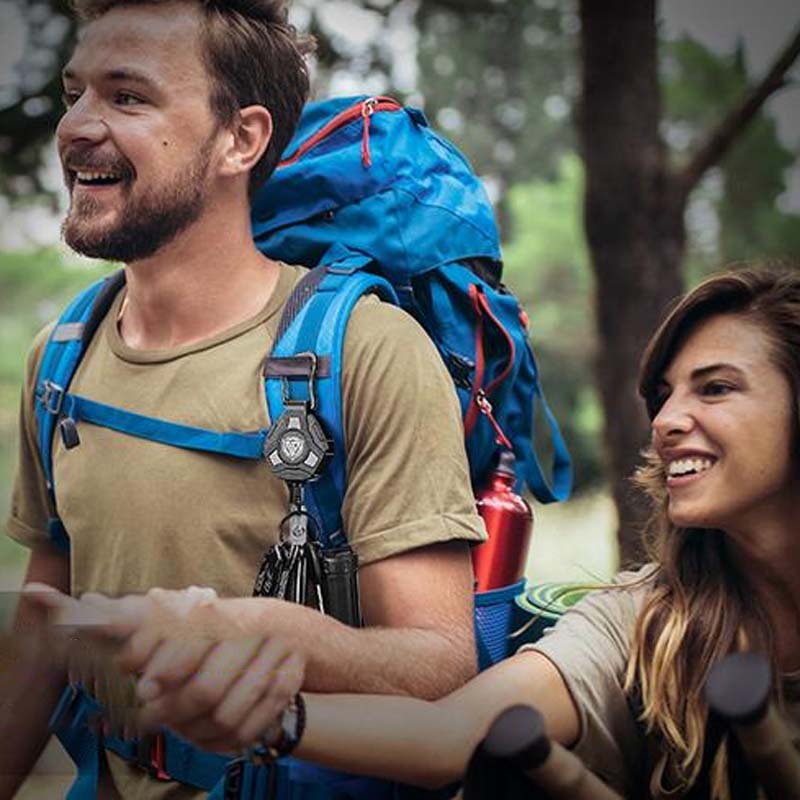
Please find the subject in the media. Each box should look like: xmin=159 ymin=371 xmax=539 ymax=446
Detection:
xmin=521 ymin=571 xmax=652 ymax=794
xmin=5 ymin=324 xmax=56 ymax=549
xmin=339 ymin=297 xmax=486 ymax=565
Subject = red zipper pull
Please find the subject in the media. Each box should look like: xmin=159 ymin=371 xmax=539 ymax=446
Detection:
xmin=476 ymin=390 xmax=512 ymax=450
xmin=361 ymin=97 xmax=378 ymax=167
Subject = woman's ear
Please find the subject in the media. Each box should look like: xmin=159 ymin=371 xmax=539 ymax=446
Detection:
xmin=219 ymin=105 xmax=273 ymax=178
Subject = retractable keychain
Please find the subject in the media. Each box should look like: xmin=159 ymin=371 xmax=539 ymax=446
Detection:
xmin=254 ymin=400 xmax=330 ymax=609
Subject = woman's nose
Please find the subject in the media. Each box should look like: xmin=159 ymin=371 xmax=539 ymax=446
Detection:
xmin=651 ymin=393 xmax=695 ymax=443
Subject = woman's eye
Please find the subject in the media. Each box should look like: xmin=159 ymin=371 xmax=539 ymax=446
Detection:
xmin=62 ymin=91 xmax=81 ymax=108
xmin=115 ymin=92 xmax=142 ymax=106
xmin=702 ymin=381 xmax=734 ymax=397
xmin=652 ymin=393 xmax=668 ymax=412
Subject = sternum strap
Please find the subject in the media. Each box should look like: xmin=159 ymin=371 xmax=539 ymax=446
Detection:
xmin=62 ymin=394 xmax=268 ymax=460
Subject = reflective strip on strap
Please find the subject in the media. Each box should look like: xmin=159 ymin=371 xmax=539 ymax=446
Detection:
xmin=52 ymin=322 xmax=86 ymax=342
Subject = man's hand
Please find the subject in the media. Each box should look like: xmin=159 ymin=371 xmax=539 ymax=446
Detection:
xmin=24 ymin=585 xmax=304 ymax=753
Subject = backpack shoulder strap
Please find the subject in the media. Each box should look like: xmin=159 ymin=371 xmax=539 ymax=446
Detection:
xmin=34 ymin=269 xmax=125 ymax=550
xmin=264 ymin=248 xmax=397 ymax=548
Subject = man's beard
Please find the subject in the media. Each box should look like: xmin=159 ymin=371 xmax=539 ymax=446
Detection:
xmin=62 ymin=144 xmax=213 ymax=263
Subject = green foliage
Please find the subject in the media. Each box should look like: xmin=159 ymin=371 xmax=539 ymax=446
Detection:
xmin=0 ymin=0 xmax=77 ymax=199
xmin=503 ymin=155 xmax=606 ymax=491
xmin=663 ymin=37 xmax=747 ymax=134
xmin=663 ymin=36 xmax=800 ymax=272
xmin=415 ymin=0 xmax=578 ymax=234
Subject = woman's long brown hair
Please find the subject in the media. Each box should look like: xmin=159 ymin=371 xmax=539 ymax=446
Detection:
xmin=625 ymin=263 xmax=800 ymax=797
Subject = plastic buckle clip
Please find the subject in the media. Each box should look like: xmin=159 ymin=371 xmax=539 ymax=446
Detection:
xmin=40 ymin=380 xmax=65 ymax=415
xmin=136 ymin=732 xmax=170 ymax=781
xmin=280 ymin=351 xmax=319 ymax=411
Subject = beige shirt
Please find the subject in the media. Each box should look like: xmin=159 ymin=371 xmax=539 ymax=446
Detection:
xmin=527 ymin=567 xmax=800 ymax=799
xmin=6 ymin=261 xmax=486 ymax=798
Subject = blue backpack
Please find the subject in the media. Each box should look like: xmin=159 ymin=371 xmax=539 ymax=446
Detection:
xmin=35 ymin=95 xmax=572 ymax=799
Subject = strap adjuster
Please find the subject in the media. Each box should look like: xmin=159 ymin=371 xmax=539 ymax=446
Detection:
xmin=280 ymin=351 xmax=319 ymax=410
xmin=136 ymin=732 xmax=171 ymax=781
xmin=39 ymin=380 xmax=66 ymax=415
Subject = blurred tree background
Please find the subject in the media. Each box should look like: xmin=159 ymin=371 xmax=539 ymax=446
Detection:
xmin=1 ymin=0 xmax=799 ymax=572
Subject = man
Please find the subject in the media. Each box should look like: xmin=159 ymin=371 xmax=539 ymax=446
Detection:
xmin=0 ymin=1 xmax=485 ymax=797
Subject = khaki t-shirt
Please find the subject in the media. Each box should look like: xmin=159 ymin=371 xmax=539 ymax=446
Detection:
xmin=526 ymin=566 xmax=800 ymax=799
xmin=6 ymin=261 xmax=486 ymax=798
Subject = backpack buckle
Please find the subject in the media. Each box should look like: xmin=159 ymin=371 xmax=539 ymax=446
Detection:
xmin=280 ymin=351 xmax=319 ymax=410
xmin=39 ymin=380 xmax=65 ymax=415
xmin=136 ymin=732 xmax=170 ymax=781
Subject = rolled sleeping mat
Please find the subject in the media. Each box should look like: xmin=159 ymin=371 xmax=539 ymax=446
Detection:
xmin=511 ymin=583 xmax=592 ymax=648
xmin=705 ymin=652 xmax=800 ymax=800
xmin=463 ymin=704 xmax=622 ymax=800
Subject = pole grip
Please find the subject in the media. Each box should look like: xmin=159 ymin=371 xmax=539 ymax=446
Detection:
xmin=465 ymin=705 xmax=622 ymax=800
xmin=706 ymin=652 xmax=800 ymax=800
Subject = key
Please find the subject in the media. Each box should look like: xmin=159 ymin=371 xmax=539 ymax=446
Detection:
xmin=253 ymin=546 xmax=283 ymax=597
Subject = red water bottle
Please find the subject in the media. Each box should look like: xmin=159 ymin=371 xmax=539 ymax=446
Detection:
xmin=471 ymin=451 xmax=533 ymax=592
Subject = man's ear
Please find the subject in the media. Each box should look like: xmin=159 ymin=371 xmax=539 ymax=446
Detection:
xmin=218 ymin=105 xmax=272 ymax=178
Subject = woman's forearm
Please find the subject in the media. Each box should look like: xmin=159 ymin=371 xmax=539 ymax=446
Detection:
xmin=293 ymin=651 xmax=578 ymax=789
xmin=298 ymin=693 xmax=465 ymax=789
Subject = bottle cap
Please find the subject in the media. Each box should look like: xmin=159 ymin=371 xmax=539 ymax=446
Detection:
xmin=495 ymin=450 xmax=516 ymax=477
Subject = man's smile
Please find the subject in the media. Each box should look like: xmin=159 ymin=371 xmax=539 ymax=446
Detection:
xmin=73 ymin=169 xmax=125 ymax=186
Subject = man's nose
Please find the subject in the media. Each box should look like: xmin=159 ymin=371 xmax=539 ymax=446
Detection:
xmin=56 ymin=94 xmax=109 ymax=148
xmin=651 ymin=393 xmax=694 ymax=443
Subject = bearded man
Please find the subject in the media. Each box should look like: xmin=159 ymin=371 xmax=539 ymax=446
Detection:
xmin=1 ymin=2 xmax=485 ymax=797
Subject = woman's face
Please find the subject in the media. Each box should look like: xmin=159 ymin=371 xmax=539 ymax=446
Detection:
xmin=651 ymin=313 xmax=799 ymax=533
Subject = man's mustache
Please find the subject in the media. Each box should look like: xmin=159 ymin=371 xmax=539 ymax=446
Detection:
xmin=61 ymin=143 xmax=134 ymax=177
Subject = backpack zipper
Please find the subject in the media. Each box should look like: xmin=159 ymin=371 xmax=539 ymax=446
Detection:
xmin=279 ymin=96 xmax=402 ymax=169
xmin=464 ymin=284 xmax=516 ymax=443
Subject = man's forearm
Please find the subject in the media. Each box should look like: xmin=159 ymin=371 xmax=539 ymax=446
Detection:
xmin=1 ymin=547 xmax=71 ymax=797
xmin=0 ymin=645 xmax=66 ymax=799
xmin=242 ymin=597 xmax=476 ymax=699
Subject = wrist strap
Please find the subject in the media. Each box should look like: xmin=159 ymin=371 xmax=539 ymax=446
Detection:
xmin=250 ymin=693 xmax=306 ymax=764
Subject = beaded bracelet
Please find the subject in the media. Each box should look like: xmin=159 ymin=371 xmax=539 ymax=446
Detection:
xmin=249 ymin=693 xmax=306 ymax=765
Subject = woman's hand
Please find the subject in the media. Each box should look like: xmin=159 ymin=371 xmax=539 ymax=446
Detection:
xmin=136 ymin=634 xmax=305 ymax=753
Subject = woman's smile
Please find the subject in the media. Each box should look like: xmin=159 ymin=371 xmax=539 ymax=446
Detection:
xmin=652 ymin=313 xmax=796 ymax=532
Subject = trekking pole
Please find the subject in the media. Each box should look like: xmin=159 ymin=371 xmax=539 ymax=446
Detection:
xmin=705 ymin=652 xmax=800 ymax=800
xmin=462 ymin=705 xmax=622 ymax=800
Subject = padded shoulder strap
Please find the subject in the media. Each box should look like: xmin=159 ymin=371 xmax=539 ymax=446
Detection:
xmin=34 ymin=270 xmax=125 ymax=549
xmin=265 ymin=249 xmax=397 ymax=548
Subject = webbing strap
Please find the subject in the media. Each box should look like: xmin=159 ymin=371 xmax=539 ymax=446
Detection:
xmin=35 ymin=275 xmax=120 ymax=552
xmin=52 ymin=685 xmax=414 ymax=800
xmin=61 ymin=394 xmax=268 ymax=460
xmin=104 ymin=732 xmax=230 ymax=790
xmin=51 ymin=685 xmax=233 ymax=794
xmin=520 ymin=381 xmax=572 ymax=503
xmin=265 ymin=251 xmax=398 ymax=546
xmin=36 ymin=278 xmax=109 ymax=493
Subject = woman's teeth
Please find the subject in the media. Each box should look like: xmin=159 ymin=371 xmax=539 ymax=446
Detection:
xmin=668 ymin=457 xmax=715 ymax=477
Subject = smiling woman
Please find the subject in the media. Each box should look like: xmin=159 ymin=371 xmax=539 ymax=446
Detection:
xmin=631 ymin=263 xmax=800 ymax=795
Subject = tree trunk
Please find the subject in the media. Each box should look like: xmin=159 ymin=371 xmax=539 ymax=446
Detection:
xmin=577 ymin=0 xmax=685 ymax=566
